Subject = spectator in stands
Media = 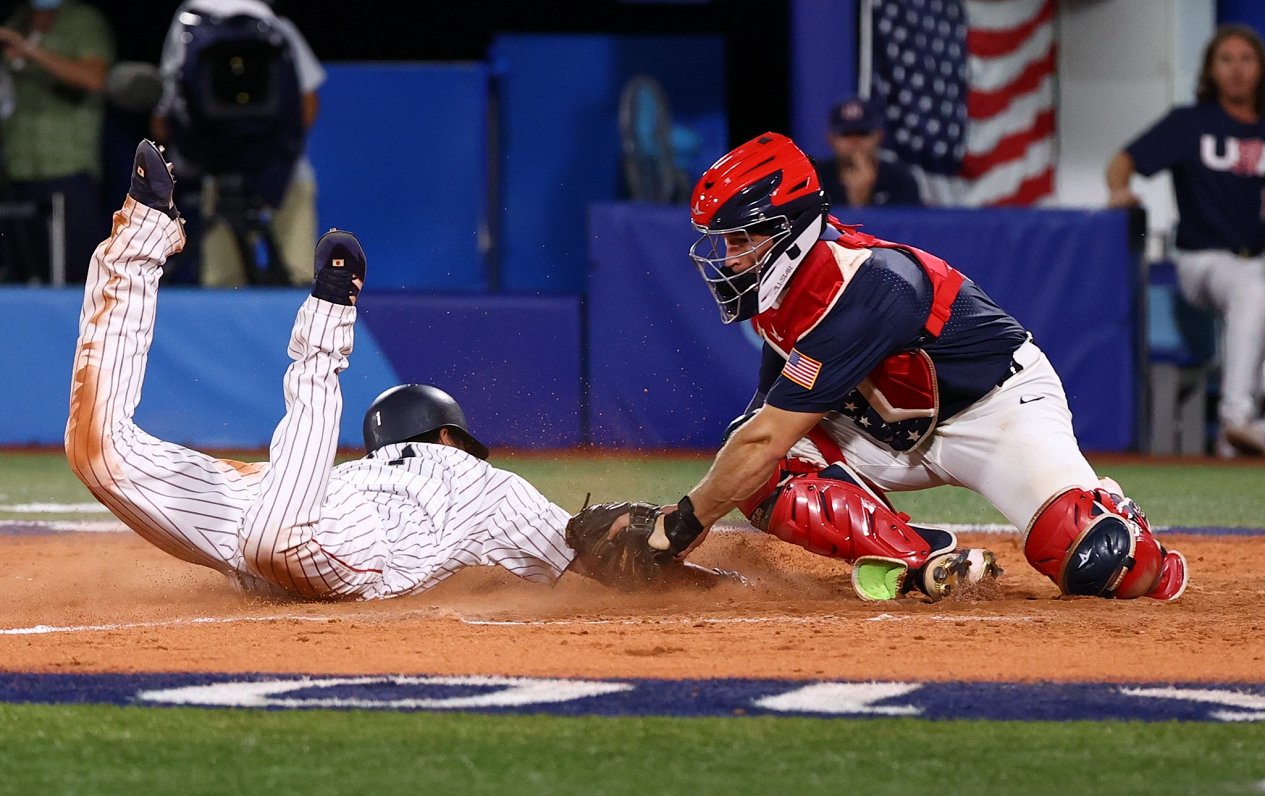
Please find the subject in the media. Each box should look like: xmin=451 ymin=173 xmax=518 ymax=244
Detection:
xmin=1107 ymin=24 xmax=1265 ymax=458
xmin=151 ymin=0 xmax=325 ymax=287
xmin=0 ymin=0 xmax=114 ymax=284
xmin=813 ymin=96 xmax=922 ymax=209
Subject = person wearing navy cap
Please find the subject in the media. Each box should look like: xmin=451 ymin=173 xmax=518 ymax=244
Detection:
xmin=814 ymin=96 xmax=923 ymax=208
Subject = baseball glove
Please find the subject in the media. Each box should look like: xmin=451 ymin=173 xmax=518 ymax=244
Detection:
xmin=565 ymin=501 xmax=750 ymax=591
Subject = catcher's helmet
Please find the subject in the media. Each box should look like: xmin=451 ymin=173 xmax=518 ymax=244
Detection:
xmin=688 ymin=132 xmax=829 ymax=323
xmin=362 ymin=384 xmax=489 ymax=460
xmin=690 ymin=132 xmax=827 ymax=233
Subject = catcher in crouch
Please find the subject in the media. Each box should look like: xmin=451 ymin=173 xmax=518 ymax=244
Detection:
xmin=580 ymin=132 xmax=1188 ymax=603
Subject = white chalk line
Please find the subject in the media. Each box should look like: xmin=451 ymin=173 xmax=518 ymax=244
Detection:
xmin=461 ymin=613 xmax=1032 ymax=627
xmin=0 ymin=505 xmax=1251 ymax=536
xmin=865 ymin=612 xmax=1033 ymax=623
xmin=1 ymin=609 xmax=1034 ymax=636
xmin=0 ymin=509 xmax=1023 ymax=535
xmin=0 ymin=614 xmax=339 ymax=636
xmin=1 ymin=520 xmax=129 ymax=532
xmin=940 ymin=523 xmax=1018 ymax=534
xmin=0 ymin=502 xmax=110 ymax=514
xmin=0 ymin=508 xmax=1224 ymax=534
xmin=461 ymin=616 xmax=831 ymax=627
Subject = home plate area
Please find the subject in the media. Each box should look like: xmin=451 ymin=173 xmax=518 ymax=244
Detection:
xmin=0 ymin=525 xmax=1260 ymax=707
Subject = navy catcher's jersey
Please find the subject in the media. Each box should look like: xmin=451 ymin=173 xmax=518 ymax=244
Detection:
xmin=753 ymin=246 xmax=1027 ymax=420
xmin=1126 ymin=103 xmax=1265 ymax=253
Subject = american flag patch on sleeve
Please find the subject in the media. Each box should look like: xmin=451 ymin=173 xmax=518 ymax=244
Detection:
xmin=782 ymin=349 xmax=822 ymax=390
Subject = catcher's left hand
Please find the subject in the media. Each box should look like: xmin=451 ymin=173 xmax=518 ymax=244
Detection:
xmin=564 ymin=501 xmax=748 ymax=591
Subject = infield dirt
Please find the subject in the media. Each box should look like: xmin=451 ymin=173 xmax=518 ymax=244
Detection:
xmin=0 ymin=528 xmax=1258 ymax=682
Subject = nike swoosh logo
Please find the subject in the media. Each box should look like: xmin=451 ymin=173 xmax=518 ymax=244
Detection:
xmin=1019 ymin=395 xmax=1044 ymax=404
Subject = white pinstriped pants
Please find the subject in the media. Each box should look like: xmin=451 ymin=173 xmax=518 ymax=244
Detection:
xmin=66 ymin=197 xmax=375 ymax=600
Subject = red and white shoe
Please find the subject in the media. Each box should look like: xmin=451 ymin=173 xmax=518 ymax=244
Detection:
xmin=1145 ymin=550 xmax=1189 ymax=602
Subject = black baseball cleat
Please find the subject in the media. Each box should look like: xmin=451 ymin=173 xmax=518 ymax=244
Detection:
xmin=311 ymin=228 xmax=366 ymax=306
xmin=128 ymin=139 xmax=178 ymax=219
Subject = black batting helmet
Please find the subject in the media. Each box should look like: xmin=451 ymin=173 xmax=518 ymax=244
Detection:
xmin=362 ymin=384 xmax=490 ymax=460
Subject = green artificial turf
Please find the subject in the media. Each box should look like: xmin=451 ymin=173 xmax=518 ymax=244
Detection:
xmin=2 ymin=705 xmax=1265 ymax=796
xmin=2 ymin=450 xmax=1263 ymax=794
xmin=494 ymin=453 xmax=1265 ymax=528
xmin=3 ymin=448 xmax=1263 ymax=528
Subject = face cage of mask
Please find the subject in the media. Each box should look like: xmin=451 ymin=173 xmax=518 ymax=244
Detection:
xmin=688 ymin=222 xmax=793 ymax=323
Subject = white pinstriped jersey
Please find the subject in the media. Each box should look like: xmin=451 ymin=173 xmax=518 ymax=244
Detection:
xmin=321 ymin=443 xmax=575 ymax=599
xmin=66 ymin=196 xmax=576 ymax=602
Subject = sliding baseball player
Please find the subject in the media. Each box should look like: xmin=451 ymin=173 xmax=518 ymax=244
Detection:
xmin=66 ymin=140 xmax=726 ymax=600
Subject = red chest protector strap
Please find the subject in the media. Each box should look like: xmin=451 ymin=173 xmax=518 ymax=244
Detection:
xmin=835 ymin=223 xmax=965 ymax=337
xmin=753 ymin=220 xmax=965 ymax=349
xmin=751 ymin=242 xmax=843 ymax=349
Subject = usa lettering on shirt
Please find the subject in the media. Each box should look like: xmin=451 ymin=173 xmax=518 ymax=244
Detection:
xmin=1200 ymin=134 xmax=1265 ymax=176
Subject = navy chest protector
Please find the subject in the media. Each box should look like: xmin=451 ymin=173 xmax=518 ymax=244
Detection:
xmin=754 ymin=220 xmax=965 ymax=451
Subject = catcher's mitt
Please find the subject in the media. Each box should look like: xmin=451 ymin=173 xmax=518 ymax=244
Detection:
xmin=564 ymin=501 xmax=750 ymax=591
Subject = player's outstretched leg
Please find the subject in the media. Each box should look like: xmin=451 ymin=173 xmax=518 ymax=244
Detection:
xmin=67 ymin=141 xmax=251 ymax=570
xmin=740 ymin=456 xmax=1002 ymax=601
xmin=239 ymin=229 xmax=378 ymax=599
xmin=68 ymin=140 xmax=187 ymax=511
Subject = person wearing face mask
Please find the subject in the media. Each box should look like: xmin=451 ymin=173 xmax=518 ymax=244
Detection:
xmin=0 ymin=0 xmax=115 ymax=284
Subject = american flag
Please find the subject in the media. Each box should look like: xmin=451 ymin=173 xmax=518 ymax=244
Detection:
xmin=782 ymin=349 xmax=823 ymax=390
xmin=866 ymin=0 xmax=1057 ymax=206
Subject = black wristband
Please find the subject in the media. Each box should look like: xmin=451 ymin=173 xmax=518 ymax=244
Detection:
xmin=663 ymin=495 xmax=704 ymax=555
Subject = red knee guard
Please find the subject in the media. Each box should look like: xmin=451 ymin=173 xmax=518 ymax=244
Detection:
xmin=737 ymin=457 xmax=819 ymax=520
xmin=737 ymin=425 xmax=858 ymax=520
xmin=1142 ymin=550 xmax=1189 ymax=602
xmin=745 ymin=464 xmax=948 ymax=568
xmin=1024 ymin=487 xmax=1187 ymax=601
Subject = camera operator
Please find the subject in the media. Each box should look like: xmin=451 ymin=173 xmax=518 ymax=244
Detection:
xmin=151 ymin=0 xmax=325 ymax=286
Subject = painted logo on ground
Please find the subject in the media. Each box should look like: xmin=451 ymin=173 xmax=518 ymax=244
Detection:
xmin=2 ymin=673 xmax=1263 ymax=721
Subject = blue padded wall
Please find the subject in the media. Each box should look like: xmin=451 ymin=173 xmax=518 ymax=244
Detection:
xmin=1219 ymin=0 xmax=1265 ymax=33
xmin=585 ymin=204 xmax=758 ymax=449
xmin=586 ymin=203 xmax=1140 ymax=453
xmin=790 ymin=0 xmax=861 ymax=162
xmin=359 ymin=294 xmax=583 ymax=449
xmin=2 ymin=288 xmax=396 ymax=449
xmin=490 ymin=33 xmax=726 ymax=295
xmin=308 ymin=63 xmax=491 ymax=292
xmin=2 ymin=289 xmax=581 ymax=451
